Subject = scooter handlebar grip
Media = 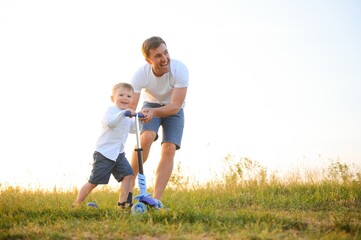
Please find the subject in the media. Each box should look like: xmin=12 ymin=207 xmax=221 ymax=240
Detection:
xmin=124 ymin=110 xmax=132 ymax=117
xmin=137 ymin=113 xmax=145 ymax=118
xmin=124 ymin=111 xmax=145 ymax=118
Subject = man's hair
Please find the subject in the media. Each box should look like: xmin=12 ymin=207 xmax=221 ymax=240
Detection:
xmin=112 ymin=82 xmax=134 ymax=96
xmin=141 ymin=36 xmax=167 ymax=58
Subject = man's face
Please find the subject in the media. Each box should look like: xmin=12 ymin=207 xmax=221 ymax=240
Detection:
xmin=146 ymin=43 xmax=170 ymax=77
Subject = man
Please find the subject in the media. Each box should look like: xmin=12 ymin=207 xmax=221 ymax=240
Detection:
xmin=124 ymin=36 xmax=189 ymax=201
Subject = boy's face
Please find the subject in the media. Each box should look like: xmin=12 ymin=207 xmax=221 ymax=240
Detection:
xmin=111 ymin=87 xmax=133 ymax=110
xmin=146 ymin=43 xmax=170 ymax=77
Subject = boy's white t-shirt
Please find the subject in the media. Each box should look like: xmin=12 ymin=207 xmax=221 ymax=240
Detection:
xmin=131 ymin=59 xmax=189 ymax=106
xmin=95 ymin=106 xmax=136 ymax=161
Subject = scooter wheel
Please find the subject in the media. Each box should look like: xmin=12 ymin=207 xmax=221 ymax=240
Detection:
xmin=131 ymin=202 xmax=147 ymax=215
xmin=155 ymin=199 xmax=164 ymax=209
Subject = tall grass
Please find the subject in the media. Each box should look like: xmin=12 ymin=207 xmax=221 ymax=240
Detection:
xmin=1 ymin=157 xmax=360 ymax=239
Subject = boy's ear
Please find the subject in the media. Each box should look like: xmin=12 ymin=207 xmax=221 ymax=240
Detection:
xmin=110 ymin=95 xmax=114 ymax=102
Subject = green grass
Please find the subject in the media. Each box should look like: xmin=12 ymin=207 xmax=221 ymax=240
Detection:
xmin=1 ymin=159 xmax=360 ymax=239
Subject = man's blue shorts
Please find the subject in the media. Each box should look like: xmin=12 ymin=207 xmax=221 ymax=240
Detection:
xmin=141 ymin=101 xmax=184 ymax=150
xmin=88 ymin=151 xmax=134 ymax=184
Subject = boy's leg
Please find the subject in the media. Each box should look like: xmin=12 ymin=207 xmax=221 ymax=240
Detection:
xmin=73 ymin=182 xmax=97 ymax=207
xmin=118 ymin=175 xmax=132 ymax=202
xmin=118 ymin=175 xmax=133 ymax=208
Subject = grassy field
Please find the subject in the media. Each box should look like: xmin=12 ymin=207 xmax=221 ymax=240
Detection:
xmin=1 ymin=158 xmax=360 ymax=239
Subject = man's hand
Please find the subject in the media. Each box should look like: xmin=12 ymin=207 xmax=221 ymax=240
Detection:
xmin=141 ymin=108 xmax=154 ymax=123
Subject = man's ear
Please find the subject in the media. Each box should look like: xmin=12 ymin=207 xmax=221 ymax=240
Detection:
xmin=145 ymin=58 xmax=152 ymax=64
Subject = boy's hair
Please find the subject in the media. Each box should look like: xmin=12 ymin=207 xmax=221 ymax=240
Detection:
xmin=112 ymin=82 xmax=134 ymax=96
xmin=141 ymin=36 xmax=167 ymax=58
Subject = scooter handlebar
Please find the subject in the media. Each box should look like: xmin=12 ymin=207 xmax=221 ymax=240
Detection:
xmin=124 ymin=110 xmax=145 ymax=118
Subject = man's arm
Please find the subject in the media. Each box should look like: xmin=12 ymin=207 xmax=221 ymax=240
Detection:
xmin=130 ymin=92 xmax=141 ymax=111
xmin=142 ymin=87 xmax=187 ymax=122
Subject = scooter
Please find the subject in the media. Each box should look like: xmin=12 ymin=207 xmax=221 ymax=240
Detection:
xmin=125 ymin=111 xmax=163 ymax=214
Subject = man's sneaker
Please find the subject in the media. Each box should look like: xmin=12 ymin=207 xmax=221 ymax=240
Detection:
xmin=154 ymin=206 xmax=170 ymax=212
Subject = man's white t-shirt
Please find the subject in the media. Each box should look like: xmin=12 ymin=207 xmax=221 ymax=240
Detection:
xmin=131 ymin=59 xmax=189 ymax=107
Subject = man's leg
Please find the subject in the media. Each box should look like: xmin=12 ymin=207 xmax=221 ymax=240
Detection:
xmin=153 ymin=142 xmax=176 ymax=200
xmin=119 ymin=131 xmax=156 ymax=201
xmin=130 ymin=130 xmax=156 ymax=184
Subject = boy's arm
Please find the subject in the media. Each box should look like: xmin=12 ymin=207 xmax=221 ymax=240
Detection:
xmin=103 ymin=107 xmax=129 ymax=128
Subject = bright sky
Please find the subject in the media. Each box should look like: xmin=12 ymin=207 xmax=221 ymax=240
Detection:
xmin=1 ymin=0 xmax=360 ymax=190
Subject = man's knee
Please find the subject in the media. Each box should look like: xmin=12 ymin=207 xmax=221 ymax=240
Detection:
xmin=161 ymin=142 xmax=176 ymax=155
xmin=141 ymin=131 xmax=157 ymax=143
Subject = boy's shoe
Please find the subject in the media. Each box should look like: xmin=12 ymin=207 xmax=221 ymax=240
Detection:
xmin=118 ymin=201 xmax=133 ymax=210
xmin=86 ymin=202 xmax=98 ymax=208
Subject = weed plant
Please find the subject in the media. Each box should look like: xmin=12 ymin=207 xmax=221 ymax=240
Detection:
xmin=1 ymin=158 xmax=360 ymax=239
